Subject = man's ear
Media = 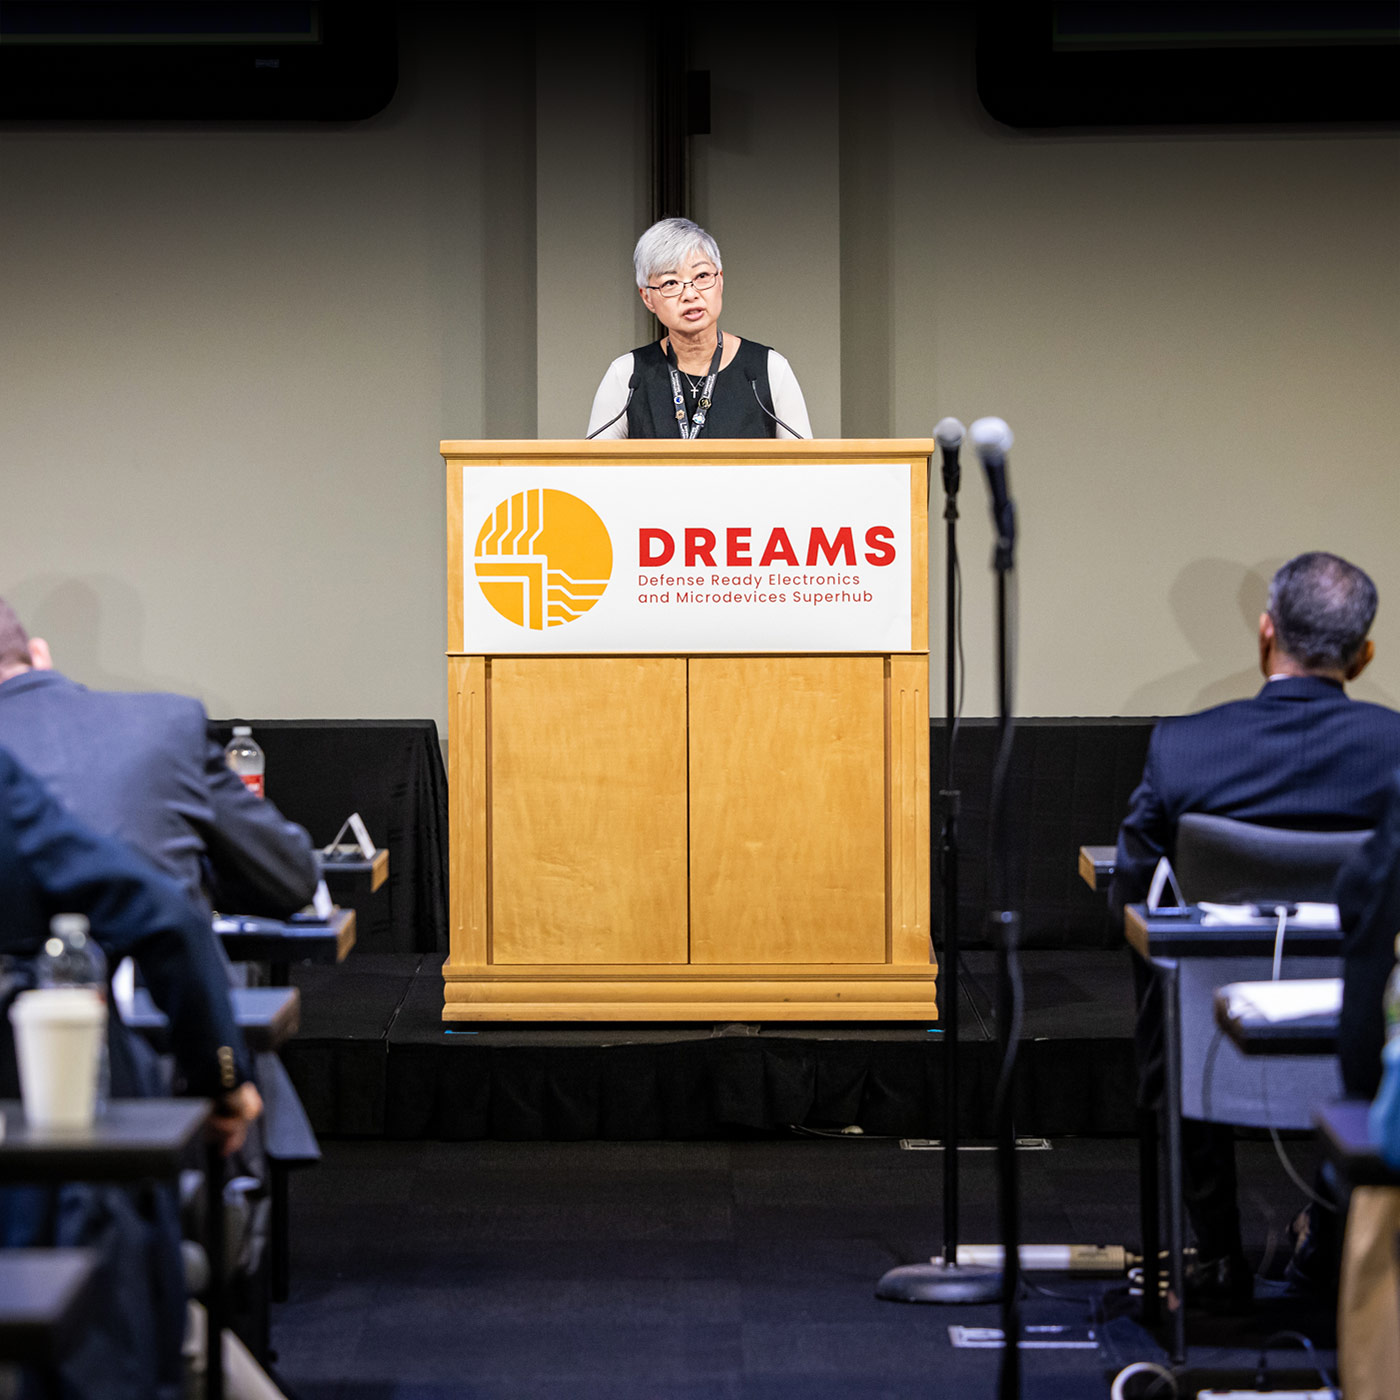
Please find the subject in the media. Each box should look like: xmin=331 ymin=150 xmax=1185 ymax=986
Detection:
xmin=1345 ymin=638 xmax=1375 ymax=681
xmin=27 ymin=637 xmax=53 ymax=670
xmin=1257 ymin=612 xmax=1275 ymax=678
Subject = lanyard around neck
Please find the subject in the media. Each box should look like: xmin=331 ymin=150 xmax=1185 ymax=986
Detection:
xmin=665 ymin=331 xmax=723 ymax=441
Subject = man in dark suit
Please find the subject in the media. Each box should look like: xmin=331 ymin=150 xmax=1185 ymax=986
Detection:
xmin=0 ymin=598 xmax=318 ymax=1378
xmin=1110 ymin=551 xmax=1400 ymax=1305
xmin=0 ymin=597 xmax=318 ymax=920
xmin=0 ymin=745 xmax=259 ymax=1400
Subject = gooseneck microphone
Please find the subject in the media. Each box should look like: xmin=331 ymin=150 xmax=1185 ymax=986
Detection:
xmin=746 ymin=371 xmax=807 ymax=439
xmin=969 ymin=416 xmax=1016 ymax=569
xmin=586 ymin=372 xmax=639 ymax=439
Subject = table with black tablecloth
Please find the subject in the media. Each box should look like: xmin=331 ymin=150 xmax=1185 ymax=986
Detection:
xmin=207 ymin=719 xmax=447 ymax=954
xmin=935 ymin=717 xmax=1154 ymax=949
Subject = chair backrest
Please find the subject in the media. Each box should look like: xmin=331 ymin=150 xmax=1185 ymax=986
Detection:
xmin=1175 ymin=813 xmax=1373 ymax=905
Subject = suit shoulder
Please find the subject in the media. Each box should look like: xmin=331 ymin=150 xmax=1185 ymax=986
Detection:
xmin=1348 ymin=698 xmax=1400 ymax=731
xmin=100 ymin=688 xmax=204 ymax=725
xmin=1160 ymin=696 xmax=1259 ymax=726
xmin=105 ymin=687 xmax=204 ymax=716
xmin=1150 ymin=697 xmax=1258 ymax=742
xmin=90 ymin=690 xmax=210 ymax=758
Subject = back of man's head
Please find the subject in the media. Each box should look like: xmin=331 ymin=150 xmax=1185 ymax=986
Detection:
xmin=1267 ymin=552 xmax=1378 ymax=674
xmin=0 ymin=598 xmax=32 ymax=673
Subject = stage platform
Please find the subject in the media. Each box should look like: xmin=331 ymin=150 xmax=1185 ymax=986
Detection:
xmin=281 ymin=951 xmax=1138 ymax=1141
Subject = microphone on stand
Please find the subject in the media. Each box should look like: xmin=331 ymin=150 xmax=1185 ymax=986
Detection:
xmin=971 ymin=412 xmax=1023 ymax=1400
xmin=933 ymin=417 xmax=965 ymax=499
xmin=873 ymin=410 xmax=1001 ymax=1310
xmin=587 ymin=373 xmax=639 ymax=439
xmin=746 ymin=371 xmax=807 ymax=439
xmin=969 ymin=417 xmax=1016 ymax=569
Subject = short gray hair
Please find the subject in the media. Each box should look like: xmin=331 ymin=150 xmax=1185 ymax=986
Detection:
xmin=633 ymin=217 xmax=722 ymax=289
xmin=1267 ymin=551 xmax=1378 ymax=672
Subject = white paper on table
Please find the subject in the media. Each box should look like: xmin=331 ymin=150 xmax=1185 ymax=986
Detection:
xmin=1147 ymin=856 xmax=1185 ymax=911
xmin=1198 ymin=901 xmax=1339 ymax=928
xmin=346 ymin=813 xmax=376 ymax=859
xmin=1223 ymin=978 xmax=1342 ymax=1023
xmin=112 ymin=958 xmax=136 ymax=1019
xmin=323 ymin=812 xmax=376 ymax=860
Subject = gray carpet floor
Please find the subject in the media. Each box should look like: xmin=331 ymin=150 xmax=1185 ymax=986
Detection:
xmin=270 ymin=1133 xmax=1338 ymax=1399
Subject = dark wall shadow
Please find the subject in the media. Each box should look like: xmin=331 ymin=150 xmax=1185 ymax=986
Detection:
xmin=1125 ymin=555 xmax=1399 ymax=716
xmin=1124 ymin=557 xmax=1277 ymax=716
xmin=5 ymin=575 xmax=232 ymax=713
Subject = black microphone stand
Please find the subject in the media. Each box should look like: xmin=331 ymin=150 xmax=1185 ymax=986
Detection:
xmin=875 ymin=436 xmax=1000 ymax=1306
xmin=985 ymin=456 xmax=1022 ymax=1400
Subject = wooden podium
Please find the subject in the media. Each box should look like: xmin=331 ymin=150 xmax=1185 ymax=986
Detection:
xmin=441 ymin=438 xmax=935 ymax=1021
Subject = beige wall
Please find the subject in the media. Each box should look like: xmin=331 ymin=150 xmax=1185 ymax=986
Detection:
xmin=692 ymin=19 xmax=844 ymax=437
xmin=1 ymin=3 xmax=1395 ymax=736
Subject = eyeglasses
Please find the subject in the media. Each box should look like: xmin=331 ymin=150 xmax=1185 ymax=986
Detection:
xmin=645 ymin=271 xmax=720 ymax=298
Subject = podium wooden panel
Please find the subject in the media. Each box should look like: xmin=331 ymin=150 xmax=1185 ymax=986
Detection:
xmin=491 ymin=657 xmax=689 ymax=966
xmin=689 ymin=656 xmax=886 ymax=966
xmin=441 ymin=439 xmax=936 ymax=1021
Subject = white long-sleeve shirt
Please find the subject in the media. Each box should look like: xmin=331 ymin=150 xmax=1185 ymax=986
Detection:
xmin=586 ymin=347 xmax=814 ymax=439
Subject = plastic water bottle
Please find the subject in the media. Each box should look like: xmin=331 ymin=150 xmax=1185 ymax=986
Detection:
xmin=225 ymin=725 xmax=265 ymax=798
xmin=36 ymin=913 xmax=110 ymax=1113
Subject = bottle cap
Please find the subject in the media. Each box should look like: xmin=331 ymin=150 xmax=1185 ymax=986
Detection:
xmin=50 ymin=913 xmax=91 ymax=940
xmin=232 ymin=725 xmax=252 ymax=737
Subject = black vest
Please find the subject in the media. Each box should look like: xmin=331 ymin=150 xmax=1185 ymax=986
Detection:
xmin=626 ymin=338 xmax=777 ymax=440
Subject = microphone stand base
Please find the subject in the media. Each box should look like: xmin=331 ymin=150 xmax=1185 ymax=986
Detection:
xmin=874 ymin=1260 xmax=1003 ymax=1304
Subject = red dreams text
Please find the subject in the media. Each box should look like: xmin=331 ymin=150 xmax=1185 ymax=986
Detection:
xmin=639 ymin=526 xmax=896 ymax=569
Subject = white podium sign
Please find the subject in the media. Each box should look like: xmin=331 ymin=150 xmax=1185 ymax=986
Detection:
xmin=460 ymin=462 xmax=914 ymax=654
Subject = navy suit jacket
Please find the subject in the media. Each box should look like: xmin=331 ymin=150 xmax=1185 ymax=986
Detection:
xmin=2 ymin=750 xmax=263 ymax=1394
xmin=0 ymin=669 xmax=317 ymax=918
xmin=1110 ymin=676 xmax=1400 ymax=919
xmin=1 ymin=746 xmax=255 ymax=1400
xmin=0 ymin=745 xmax=250 ymax=1098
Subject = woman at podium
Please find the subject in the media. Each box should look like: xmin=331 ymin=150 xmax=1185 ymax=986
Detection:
xmin=587 ymin=217 xmax=812 ymax=440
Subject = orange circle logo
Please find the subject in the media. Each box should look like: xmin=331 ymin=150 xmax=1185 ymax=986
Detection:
xmin=474 ymin=489 xmax=612 ymax=630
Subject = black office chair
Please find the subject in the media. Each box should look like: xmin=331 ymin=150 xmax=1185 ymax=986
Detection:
xmin=1137 ymin=815 xmax=1371 ymax=1328
xmin=1175 ymin=813 xmax=1373 ymax=905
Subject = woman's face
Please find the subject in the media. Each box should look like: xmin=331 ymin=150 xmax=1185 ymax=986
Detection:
xmin=639 ymin=247 xmax=724 ymax=340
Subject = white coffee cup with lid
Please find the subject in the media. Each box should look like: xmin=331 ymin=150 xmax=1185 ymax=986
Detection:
xmin=9 ymin=988 xmax=107 ymax=1130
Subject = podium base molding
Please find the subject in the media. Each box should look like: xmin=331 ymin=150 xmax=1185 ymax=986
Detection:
xmin=442 ymin=963 xmax=938 ymax=1023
